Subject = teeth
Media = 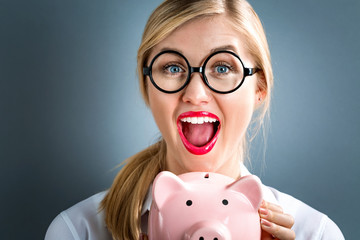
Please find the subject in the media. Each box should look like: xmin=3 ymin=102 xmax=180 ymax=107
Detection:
xmin=191 ymin=117 xmax=198 ymax=124
xmin=180 ymin=116 xmax=218 ymax=124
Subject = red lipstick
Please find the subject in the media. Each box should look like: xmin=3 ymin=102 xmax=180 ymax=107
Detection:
xmin=177 ymin=111 xmax=220 ymax=155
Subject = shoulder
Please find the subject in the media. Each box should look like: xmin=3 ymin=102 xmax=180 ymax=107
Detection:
xmin=265 ymin=186 xmax=344 ymax=240
xmin=45 ymin=191 xmax=113 ymax=240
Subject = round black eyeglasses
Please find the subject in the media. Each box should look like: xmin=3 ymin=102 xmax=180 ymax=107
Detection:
xmin=143 ymin=50 xmax=259 ymax=94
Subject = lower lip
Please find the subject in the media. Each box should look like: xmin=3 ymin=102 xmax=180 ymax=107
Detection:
xmin=177 ymin=111 xmax=220 ymax=155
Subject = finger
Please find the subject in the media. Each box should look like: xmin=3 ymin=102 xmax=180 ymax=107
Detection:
xmin=259 ymin=207 xmax=294 ymax=228
xmin=261 ymin=200 xmax=283 ymax=213
xmin=261 ymin=218 xmax=296 ymax=240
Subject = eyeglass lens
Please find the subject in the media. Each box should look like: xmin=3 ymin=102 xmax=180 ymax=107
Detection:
xmin=150 ymin=51 xmax=245 ymax=93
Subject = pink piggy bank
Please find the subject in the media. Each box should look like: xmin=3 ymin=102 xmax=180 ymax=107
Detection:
xmin=148 ymin=171 xmax=263 ymax=240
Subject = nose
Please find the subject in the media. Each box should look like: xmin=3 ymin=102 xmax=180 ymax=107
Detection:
xmin=184 ymin=220 xmax=231 ymax=240
xmin=181 ymin=72 xmax=212 ymax=106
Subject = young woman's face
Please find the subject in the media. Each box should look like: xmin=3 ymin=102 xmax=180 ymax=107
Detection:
xmin=146 ymin=15 xmax=261 ymax=178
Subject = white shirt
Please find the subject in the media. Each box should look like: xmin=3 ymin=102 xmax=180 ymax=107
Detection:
xmin=45 ymin=166 xmax=345 ymax=240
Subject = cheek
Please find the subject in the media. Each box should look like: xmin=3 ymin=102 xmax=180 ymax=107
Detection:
xmin=222 ymin=87 xmax=257 ymax=139
xmin=227 ymin=101 xmax=254 ymax=133
xmin=148 ymin=86 xmax=176 ymax=138
xmin=148 ymin=89 xmax=165 ymax=124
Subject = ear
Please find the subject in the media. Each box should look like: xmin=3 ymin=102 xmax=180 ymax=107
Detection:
xmin=152 ymin=171 xmax=186 ymax=210
xmin=226 ymin=175 xmax=263 ymax=210
xmin=255 ymin=89 xmax=267 ymax=107
xmin=254 ymin=70 xmax=267 ymax=107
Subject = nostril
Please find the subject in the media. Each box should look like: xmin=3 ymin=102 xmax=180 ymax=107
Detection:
xmin=214 ymin=238 xmax=218 ymax=240
xmin=199 ymin=237 xmax=204 ymax=240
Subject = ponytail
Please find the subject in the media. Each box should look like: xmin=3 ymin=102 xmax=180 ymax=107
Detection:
xmin=100 ymin=140 xmax=166 ymax=239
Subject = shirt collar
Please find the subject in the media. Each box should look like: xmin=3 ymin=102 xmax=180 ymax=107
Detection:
xmin=142 ymin=184 xmax=152 ymax=215
xmin=141 ymin=164 xmax=278 ymax=215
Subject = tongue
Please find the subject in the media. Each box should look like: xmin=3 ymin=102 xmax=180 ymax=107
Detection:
xmin=182 ymin=122 xmax=215 ymax=147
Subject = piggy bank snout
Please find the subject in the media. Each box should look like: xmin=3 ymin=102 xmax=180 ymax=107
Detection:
xmin=184 ymin=220 xmax=231 ymax=240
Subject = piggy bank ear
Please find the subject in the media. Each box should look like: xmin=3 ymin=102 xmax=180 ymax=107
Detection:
xmin=152 ymin=171 xmax=186 ymax=210
xmin=227 ymin=175 xmax=263 ymax=210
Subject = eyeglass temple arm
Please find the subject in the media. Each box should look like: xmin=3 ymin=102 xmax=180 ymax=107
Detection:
xmin=143 ymin=67 xmax=150 ymax=76
xmin=244 ymin=67 xmax=260 ymax=76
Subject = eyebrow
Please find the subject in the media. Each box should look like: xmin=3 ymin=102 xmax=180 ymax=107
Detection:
xmin=210 ymin=45 xmax=238 ymax=54
xmin=159 ymin=47 xmax=184 ymax=54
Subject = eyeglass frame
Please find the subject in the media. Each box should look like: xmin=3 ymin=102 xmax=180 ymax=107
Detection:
xmin=143 ymin=50 xmax=259 ymax=94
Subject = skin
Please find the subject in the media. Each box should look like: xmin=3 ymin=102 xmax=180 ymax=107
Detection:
xmin=146 ymin=14 xmax=295 ymax=239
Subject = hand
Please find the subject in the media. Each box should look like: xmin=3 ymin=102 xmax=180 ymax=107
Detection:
xmin=259 ymin=200 xmax=295 ymax=240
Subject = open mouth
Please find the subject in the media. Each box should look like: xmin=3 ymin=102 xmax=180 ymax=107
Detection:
xmin=177 ymin=111 xmax=221 ymax=155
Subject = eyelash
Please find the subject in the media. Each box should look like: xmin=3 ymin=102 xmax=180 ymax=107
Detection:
xmin=163 ymin=63 xmax=186 ymax=73
xmin=213 ymin=62 xmax=234 ymax=71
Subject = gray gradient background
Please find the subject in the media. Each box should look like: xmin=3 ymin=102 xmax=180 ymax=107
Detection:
xmin=1 ymin=0 xmax=359 ymax=239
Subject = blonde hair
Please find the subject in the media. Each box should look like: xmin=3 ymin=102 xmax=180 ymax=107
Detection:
xmin=101 ymin=0 xmax=273 ymax=239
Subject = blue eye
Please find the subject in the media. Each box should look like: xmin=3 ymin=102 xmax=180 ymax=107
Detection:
xmin=168 ymin=65 xmax=181 ymax=73
xmin=215 ymin=65 xmax=229 ymax=74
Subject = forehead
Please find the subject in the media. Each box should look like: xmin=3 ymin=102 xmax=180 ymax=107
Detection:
xmin=150 ymin=15 xmax=252 ymax=64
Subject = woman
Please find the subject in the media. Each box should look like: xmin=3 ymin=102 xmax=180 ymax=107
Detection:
xmin=45 ymin=0 xmax=344 ymax=239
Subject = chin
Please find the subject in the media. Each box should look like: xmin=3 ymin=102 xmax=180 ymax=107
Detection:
xmin=178 ymin=147 xmax=225 ymax=173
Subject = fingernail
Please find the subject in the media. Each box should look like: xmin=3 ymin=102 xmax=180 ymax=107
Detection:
xmin=261 ymin=218 xmax=272 ymax=228
xmin=259 ymin=207 xmax=268 ymax=217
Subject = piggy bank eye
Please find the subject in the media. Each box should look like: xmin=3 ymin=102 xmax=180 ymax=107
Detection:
xmin=186 ymin=200 xmax=193 ymax=206
xmin=222 ymin=199 xmax=228 ymax=205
